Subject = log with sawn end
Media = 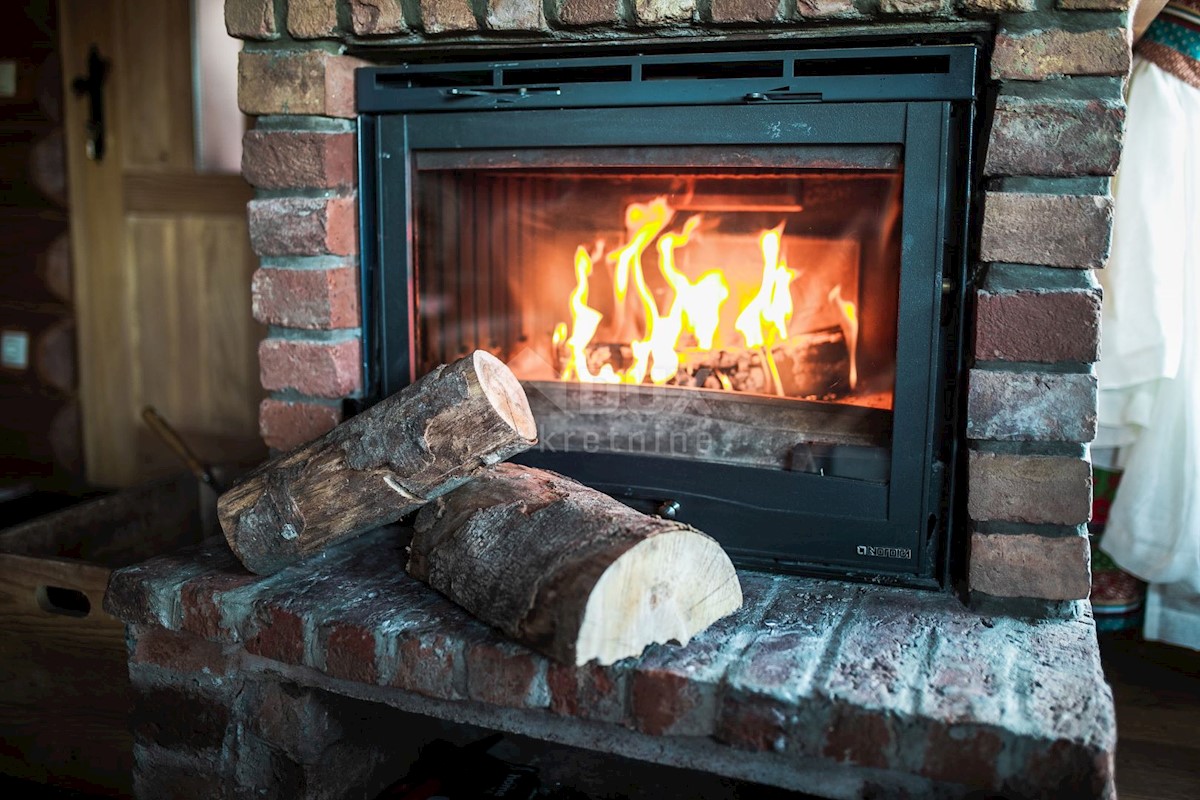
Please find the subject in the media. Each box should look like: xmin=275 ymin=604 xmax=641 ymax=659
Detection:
xmin=408 ymin=462 xmax=743 ymax=666
xmin=218 ymin=350 xmax=538 ymax=575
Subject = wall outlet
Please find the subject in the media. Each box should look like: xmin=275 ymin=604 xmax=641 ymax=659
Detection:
xmin=2 ymin=329 xmax=30 ymax=369
xmin=0 ymin=61 xmax=16 ymax=98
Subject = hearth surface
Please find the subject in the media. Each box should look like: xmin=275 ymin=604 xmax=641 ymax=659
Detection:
xmin=105 ymin=527 xmax=1115 ymax=799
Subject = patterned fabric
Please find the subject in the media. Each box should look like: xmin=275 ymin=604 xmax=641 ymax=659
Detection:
xmin=1139 ymin=0 xmax=1200 ymax=88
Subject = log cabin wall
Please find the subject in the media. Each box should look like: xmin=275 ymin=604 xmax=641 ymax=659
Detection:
xmin=0 ymin=2 xmax=82 ymax=491
xmin=230 ymin=0 xmax=1129 ymax=608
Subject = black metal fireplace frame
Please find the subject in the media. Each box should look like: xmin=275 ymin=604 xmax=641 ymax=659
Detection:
xmin=356 ymin=44 xmax=978 ymax=588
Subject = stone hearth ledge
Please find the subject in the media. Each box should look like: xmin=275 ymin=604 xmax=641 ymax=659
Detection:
xmin=104 ymin=528 xmax=1115 ymax=799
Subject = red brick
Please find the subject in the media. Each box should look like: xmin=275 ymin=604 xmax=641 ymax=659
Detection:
xmin=465 ymin=641 xmax=550 ymax=709
xmin=244 ymin=604 xmax=306 ymax=664
xmin=259 ymin=398 xmax=342 ymax=451
xmin=715 ymin=692 xmax=793 ymax=752
xmin=131 ymin=626 xmax=231 ymax=675
xmin=287 ymin=0 xmax=339 ymax=37
xmin=485 ymin=0 xmax=545 ymax=28
xmin=793 ymin=0 xmax=855 ymax=16
xmin=394 ymin=633 xmax=466 ymax=700
xmin=324 ymin=623 xmax=379 ymax=683
xmin=985 ymin=94 xmax=1125 ymax=177
xmin=349 ymin=0 xmax=408 ymax=34
xmin=822 ymin=705 xmax=892 ymax=770
xmin=242 ymin=130 xmax=356 ymax=190
xmin=248 ymin=196 xmax=358 ymax=258
xmin=104 ymin=543 xmax=232 ymax=628
xmin=878 ymin=0 xmax=943 ymax=13
xmin=710 ymin=0 xmax=779 ymax=22
xmin=634 ymin=0 xmax=695 ymax=24
xmin=258 ymin=337 xmax=362 ymax=397
xmin=133 ymin=747 xmax=223 ymax=800
xmin=248 ymin=682 xmax=342 ymax=763
xmin=975 ymin=287 xmax=1101 ymax=363
xmin=133 ymin=683 xmax=232 ymax=750
xmin=180 ymin=571 xmax=260 ymax=640
xmin=959 ymin=0 xmax=1034 ymax=11
xmin=226 ymin=0 xmax=280 ymax=39
xmin=547 ymin=663 xmax=628 ymax=723
xmin=238 ymin=51 xmax=367 ymax=118
xmin=420 ymin=0 xmax=477 ymax=32
xmin=979 ymin=192 xmax=1113 ymax=269
xmin=920 ymin=725 xmax=1003 ymax=786
xmin=229 ymin=731 xmax=305 ymax=793
xmin=969 ymin=531 xmax=1091 ymax=600
xmin=556 ymin=0 xmax=620 ymax=24
xmin=967 ymin=370 xmax=1097 ymax=442
xmin=631 ymin=668 xmax=714 ymax=736
xmin=1011 ymin=738 xmax=1115 ymax=798
xmin=992 ymin=27 xmax=1131 ymax=81
xmin=968 ymin=452 xmax=1092 ymax=525
xmin=252 ymin=266 xmax=359 ymax=330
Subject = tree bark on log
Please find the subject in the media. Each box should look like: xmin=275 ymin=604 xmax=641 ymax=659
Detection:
xmin=409 ymin=463 xmax=743 ymax=666
xmin=218 ymin=351 xmax=538 ymax=575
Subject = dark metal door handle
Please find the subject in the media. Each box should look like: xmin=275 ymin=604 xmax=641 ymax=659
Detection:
xmin=71 ymin=45 xmax=110 ymax=162
xmin=744 ymin=91 xmax=823 ymax=104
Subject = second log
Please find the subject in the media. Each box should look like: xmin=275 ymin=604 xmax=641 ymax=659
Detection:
xmin=218 ymin=350 xmax=538 ymax=575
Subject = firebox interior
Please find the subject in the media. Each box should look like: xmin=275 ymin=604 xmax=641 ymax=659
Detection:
xmin=358 ymin=45 xmax=978 ymax=586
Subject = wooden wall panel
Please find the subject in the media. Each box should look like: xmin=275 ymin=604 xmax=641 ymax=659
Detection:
xmin=116 ymin=0 xmax=193 ymax=172
xmin=127 ymin=214 xmax=262 ymax=475
xmin=63 ymin=0 xmax=264 ymax=486
xmin=181 ymin=215 xmax=261 ymax=434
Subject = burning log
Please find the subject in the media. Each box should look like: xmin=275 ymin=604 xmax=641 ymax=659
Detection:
xmin=408 ymin=463 xmax=743 ymax=666
xmin=218 ymin=351 xmax=538 ymax=576
xmin=570 ymin=326 xmax=852 ymax=399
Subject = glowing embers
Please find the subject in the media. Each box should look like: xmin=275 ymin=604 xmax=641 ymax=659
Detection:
xmin=552 ymin=196 xmax=858 ymax=399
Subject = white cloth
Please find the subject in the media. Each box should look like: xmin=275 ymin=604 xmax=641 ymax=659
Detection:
xmin=1097 ymin=56 xmax=1200 ymax=651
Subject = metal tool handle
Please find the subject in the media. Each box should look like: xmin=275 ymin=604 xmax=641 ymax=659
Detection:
xmin=141 ymin=406 xmax=224 ymax=493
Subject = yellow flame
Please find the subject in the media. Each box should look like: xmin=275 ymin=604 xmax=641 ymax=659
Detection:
xmin=562 ymin=246 xmax=618 ymax=384
xmin=555 ymin=206 xmax=831 ymax=396
xmin=734 ymin=225 xmax=796 ymax=349
xmin=640 ymin=215 xmax=733 ymax=384
xmin=659 ymin=215 xmax=730 ymax=352
xmin=610 ymin=197 xmax=672 ymax=305
xmin=829 ymin=284 xmax=859 ymax=390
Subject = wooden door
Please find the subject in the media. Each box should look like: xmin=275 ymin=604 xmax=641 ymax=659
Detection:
xmin=59 ymin=0 xmax=264 ymax=487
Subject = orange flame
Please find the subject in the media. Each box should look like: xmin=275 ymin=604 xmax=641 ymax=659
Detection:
xmin=829 ymin=284 xmax=859 ymax=390
xmin=734 ymin=225 xmax=795 ymax=350
xmin=561 ymin=246 xmax=619 ymax=384
xmin=554 ymin=200 xmax=858 ymax=397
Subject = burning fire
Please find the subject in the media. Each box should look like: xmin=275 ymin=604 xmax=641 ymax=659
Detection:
xmin=554 ymin=196 xmax=857 ymax=396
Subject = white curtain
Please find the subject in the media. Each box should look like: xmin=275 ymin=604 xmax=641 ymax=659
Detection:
xmin=1097 ymin=57 xmax=1200 ymax=651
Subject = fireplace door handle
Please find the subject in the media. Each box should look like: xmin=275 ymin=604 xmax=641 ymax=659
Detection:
xmin=744 ymin=91 xmax=822 ymax=104
xmin=71 ymin=45 xmax=110 ymax=162
xmin=443 ymin=86 xmax=562 ymax=103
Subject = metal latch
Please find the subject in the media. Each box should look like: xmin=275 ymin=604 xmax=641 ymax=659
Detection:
xmin=744 ymin=91 xmax=822 ymax=103
xmin=443 ymin=86 xmax=562 ymax=102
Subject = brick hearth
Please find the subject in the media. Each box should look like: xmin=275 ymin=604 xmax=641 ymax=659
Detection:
xmin=105 ymin=528 xmax=1115 ymax=799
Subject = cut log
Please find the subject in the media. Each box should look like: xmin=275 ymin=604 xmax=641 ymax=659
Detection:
xmin=409 ymin=463 xmax=743 ymax=666
xmin=523 ymin=380 xmax=891 ymax=471
xmin=218 ymin=351 xmax=538 ymax=575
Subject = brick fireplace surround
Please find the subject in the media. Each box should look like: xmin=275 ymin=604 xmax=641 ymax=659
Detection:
xmin=102 ymin=0 xmax=1129 ymax=797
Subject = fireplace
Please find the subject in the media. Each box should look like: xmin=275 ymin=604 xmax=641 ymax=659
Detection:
xmin=90 ymin=4 xmax=1129 ymax=798
xmin=357 ymin=46 xmax=976 ymax=584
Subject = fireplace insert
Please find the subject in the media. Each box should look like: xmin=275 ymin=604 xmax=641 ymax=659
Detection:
xmin=357 ymin=44 xmax=978 ymax=587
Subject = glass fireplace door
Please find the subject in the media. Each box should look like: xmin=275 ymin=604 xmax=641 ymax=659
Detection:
xmin=363 ymin=50 xmax=972 ymax=585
